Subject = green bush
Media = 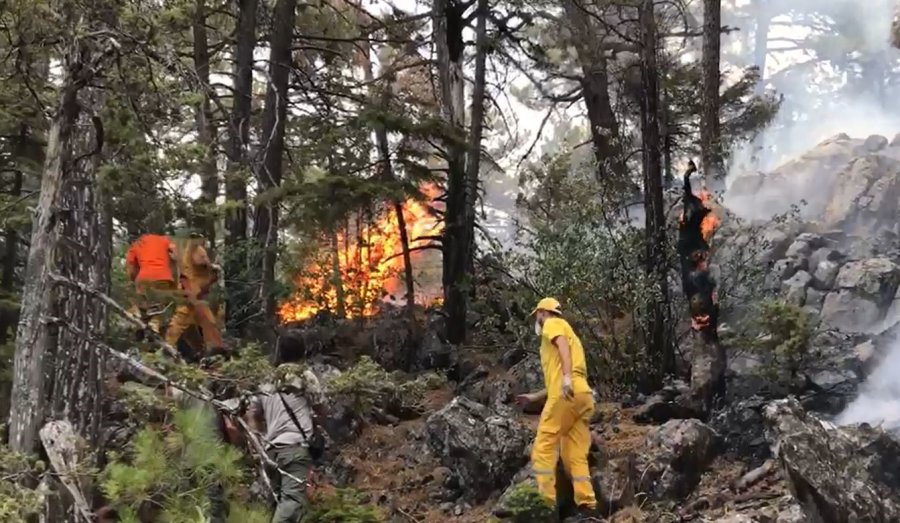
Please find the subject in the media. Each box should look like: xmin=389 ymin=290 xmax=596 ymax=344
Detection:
xmin=0 ymin=445 xmax=44 ymax=522
xmin=742 ymin=300 xmax=813 ymax=384
xmin=304 ymin=489 xmax=382 ymax=523
xmin=327 ymin=356 xmax=445 ymax=416
xmin=101 ymin=407 xmax=247 ymax=521
xmin=500 ymin=483 xmax=555 ymax=523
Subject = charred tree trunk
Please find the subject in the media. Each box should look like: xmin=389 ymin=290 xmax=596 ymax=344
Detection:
xmin=8 ymin=29 xmax=112 ymax=452
xmin=561 ymin=0 xmax=626 ymax=183
xmin=678 ymin=164 xmax=725 ymax=416
xmin=193 ymin=0 xmax=218 ymax=253
xmin=435 ymin=0 xmax=470 ymax=345
xmin=701 ymin=0 xmax=723 ymax=182
xmin=224 ymin=0 xmax=257 ymax=335
xmin=638 ymin=0 xmax=673 ymax=385
xmin=253 ymin=0 xmax=295 ymax=338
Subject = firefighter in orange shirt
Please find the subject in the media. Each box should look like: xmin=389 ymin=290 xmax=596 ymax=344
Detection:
xmin=125 ymin=233 xmax=178 ymax=334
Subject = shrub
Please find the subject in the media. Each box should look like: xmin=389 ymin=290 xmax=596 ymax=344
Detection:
xmin=304 ymin=488 xmax=382 ymax=523
xmin=327 ymin=356 xmax=445 ymax=416
xmin=733 ymin=299 xmax=813 ymax=386
xmin=501 ymin=483 xmax=555 ymax=523
xmin=0 ymin=445 xmax=44 ymax=522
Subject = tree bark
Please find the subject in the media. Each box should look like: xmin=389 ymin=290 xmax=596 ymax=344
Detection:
xmin=50 ymin=87 xmax=110 ymax=448
xmin=561 ymin=0 xmax=626 ymax=182
xmin=253 ymin=0 xmax=296 ymax=337
xmin=435 ymin=0 xmax=470 ymax=345
xmin=193 ymin=0 xmax=219 ymax=254
xmin=7 ymin=28 xmax=110 ymax=452
xmin=463 ymin=0 xmax=488 ymax=282
xmin=329 ymin=228 xmax=347 ymax=318
xmin=224 ymin=0 xmax=257 ymax=334
xmin=638 ymin=0 xmax=672 ymax=385
xmin=701 ymin=0 xmax=723 ymax=181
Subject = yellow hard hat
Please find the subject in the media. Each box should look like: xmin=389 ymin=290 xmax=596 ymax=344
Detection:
xmin=531 ymin=297 xmax=562 ymax=315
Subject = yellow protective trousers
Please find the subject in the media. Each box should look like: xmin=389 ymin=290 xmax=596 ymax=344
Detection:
xmin=530 ymin=392 xmax=597 ymax=509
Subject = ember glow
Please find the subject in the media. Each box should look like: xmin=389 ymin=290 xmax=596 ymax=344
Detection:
xmin=278 ymin=184 xmax=443 ymax=322
xmin=698 ymin=190 xmax=721 ymax=242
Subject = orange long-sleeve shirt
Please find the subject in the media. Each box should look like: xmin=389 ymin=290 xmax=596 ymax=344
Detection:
xmin=126 ymin=234 xmax=174 ymax=282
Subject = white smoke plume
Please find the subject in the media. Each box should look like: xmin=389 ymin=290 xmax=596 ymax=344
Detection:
xmin=838 ymin=339 xmax=900 ymax=431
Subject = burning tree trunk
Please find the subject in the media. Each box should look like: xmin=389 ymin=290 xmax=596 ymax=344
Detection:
xmin=253 ymin=0 xmax=295 ymax=338
xmin=677 ymin=161 xmax=725 ymax=415
xmin=8 ymin=25 xmax=115 ymax=453
xmin=224 ymin=0 xmax=257 ymax=335
xmin=360 ymin=39 xmax=417 ymax=321
xmin=638 ymin=0 xmax=673 ymax=384
xmin=701 ymin=0 xmax=723 ymax=181
xmin=192 ymin=0 xmax=218 ymax=253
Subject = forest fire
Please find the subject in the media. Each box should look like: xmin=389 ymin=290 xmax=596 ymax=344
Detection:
xmin=278 ymin=185 xmax=443 ymax=322
xmin=698 ymin=190 xmax=720 ymax=241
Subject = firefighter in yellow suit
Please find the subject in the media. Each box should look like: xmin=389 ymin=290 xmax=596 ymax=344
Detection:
xmin=518 ymin=297 xmax=598 ymax=518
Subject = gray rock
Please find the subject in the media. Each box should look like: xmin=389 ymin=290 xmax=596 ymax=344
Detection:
xmin=425 ymin=396 xmax=532 ymax=502
xmin=824 ymin=155 xmax=900 ymax=235
xmin=763 ymin=398 xmax=900 ymax=522
xmin=635 ymin=419 xmax=719 ymax=501
xmin=784 ymin=240 xmax=813 ymax=259
xmin=805 ymin=288 xmax=826 ymax=309
xmin=711 ymin=515 xmax=756 ymax=523
xmin=835 ymin=258 xmax=900 ymax=303
xmin=772 ymin=257 xmax=806 ymax=281
xmin=820 ymin=290 xmax=882 ymax=332
xmin=808 ymin=247 xmax=841 ymax=274
xmin=892 ymin=132 xmax=900 ymax=147
xmin=864 ymin=134 xmax=889 ymax=152
xmin=781 ymin=271 xmax=812 ymax=305
xmin=812 ymin=260 xmax=840 ymax=289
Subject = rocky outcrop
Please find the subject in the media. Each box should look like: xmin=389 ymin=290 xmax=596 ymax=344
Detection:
xmin=764 ymin=398 xmax=900 ymax=522
xmin=425 ymin=396 xmax=532 ymax=502
xmin=635 ymin=419 xmax=719 ymax=501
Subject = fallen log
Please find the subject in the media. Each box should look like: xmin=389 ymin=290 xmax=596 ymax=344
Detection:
xmin=733 ymin=459 xmax=776 ymax=492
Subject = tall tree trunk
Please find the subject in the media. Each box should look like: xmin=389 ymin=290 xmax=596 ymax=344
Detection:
xmin=7 ymin=29 xmax=110 ymax=452
xmin=561 ymin=0 xmax=626 ymax=183
xmin=193 ymin=0 xmax=218 ymax=253
xmin=638 ymin=0 xmax=672 ymax=386
xmin=701 ymin=0 xmax=723 ymax=182
xmin=463 ymin=0 xmax=488 ymax=280
xmin=253 ymin=0 xmax=296 ymax=338
xmin=49 ymin=87 xmax=110 ymax=448
xmin=329 ymin=227 xmax=346 ymax=318
xmin=753 ymin=0 xmax=769 ymax=93
xmin=224 ymin=0 xmax=257 ymax=334
xmin=435 ymin=0 xmax=469 ymax=345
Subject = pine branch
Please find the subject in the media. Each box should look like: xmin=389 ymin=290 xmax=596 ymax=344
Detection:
xmin=49 ymin=273 xmax=182 ymax=361
xmin=49 ymin=319 xmax=305 ymax=499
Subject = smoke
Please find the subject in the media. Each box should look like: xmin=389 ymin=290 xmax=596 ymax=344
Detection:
xmin=837 ymin=338 xmax=900 ymax=432
xmin=725 ymin=0 xmax=900 ymax=181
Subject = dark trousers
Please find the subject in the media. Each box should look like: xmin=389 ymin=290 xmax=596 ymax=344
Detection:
xmin=268 ymin=445 xmax=311 ymax=523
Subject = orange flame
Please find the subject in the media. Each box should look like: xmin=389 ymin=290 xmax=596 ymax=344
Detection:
xmin=698 ymin=190 xmax=720 ymax=242
xmin=278 ymin=184 xmax=443 ymax=322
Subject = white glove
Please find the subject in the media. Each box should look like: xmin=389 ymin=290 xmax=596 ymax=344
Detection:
xmin=562 ymin=375 xmax=574 ymax=399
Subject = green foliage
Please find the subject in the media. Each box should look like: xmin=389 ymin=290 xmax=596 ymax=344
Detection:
xmin=117 ymin=381 xmax=175 ymax=422
xmin=101 ymin=407 xmax=247 ymax=520
xmin=327 ymin=356 xmax=445 ymax=416
xmin=304 ymin=489 xmax=383 ymax=523
xmin=215 ymin=345 xmax=276 ymax=391
xmin=751 ymin=300 xmax=813 ymax=377
xmin=0 ymin=445 xmax=44 ymax=522
xmin=500 ymin=483 xmax=555 ymax=523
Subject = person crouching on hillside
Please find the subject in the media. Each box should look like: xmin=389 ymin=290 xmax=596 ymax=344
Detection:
xmin=516 ymin=298 xmax=598 ymax=519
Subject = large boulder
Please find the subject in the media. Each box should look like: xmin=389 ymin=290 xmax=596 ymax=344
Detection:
xmin=781 ymin=270 xmax=812 ymax=306
xmin=834 ymin=258 xmax=900 ymax=303
xmin=764 ymin=398 xmax=900 ymax=522
xmin=824 ymin=155 xmax=900 ymax=235
xmin=425 ymin=396 xmax=532 ymax=502
xmin=820 ymin=290 xmax=882 ymax=332
xmin=634 ymin=419 xmax=719 ymax=501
